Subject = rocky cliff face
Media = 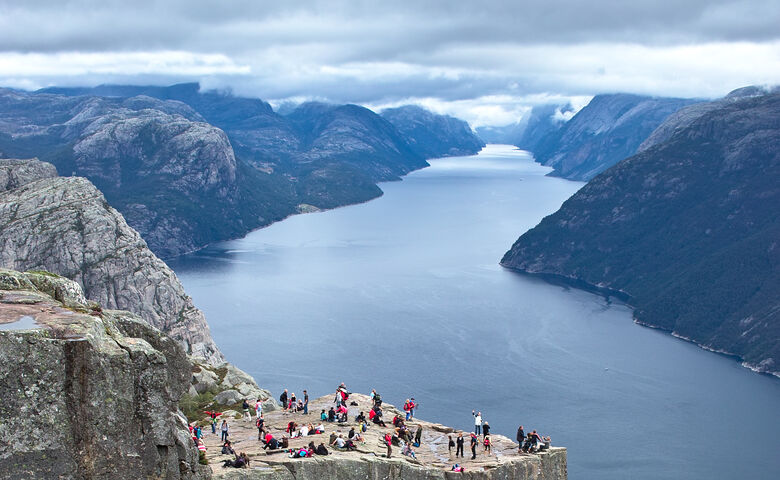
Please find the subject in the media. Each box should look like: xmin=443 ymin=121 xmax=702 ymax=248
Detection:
xmin=381 ymin=105 xmax=485 ymax=159
xmin=4 ymin=84 xmax=488 ymax=258
xmin=501 ymin=92 xmax=780 ymax=375
xmin=0 ymin=160 xmax=222 ymax=362
xmin=530 ymin=94 xmax=697 ymax=180
xmin=0 ymin=269 xmax=210 ymax=479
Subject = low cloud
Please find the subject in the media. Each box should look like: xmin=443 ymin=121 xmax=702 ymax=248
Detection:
xmin=0 ymin=1 xmax=778 ymax=126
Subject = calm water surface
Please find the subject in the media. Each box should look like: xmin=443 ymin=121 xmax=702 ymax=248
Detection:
xmin=170 ymin=145 xmax=780 ymax=480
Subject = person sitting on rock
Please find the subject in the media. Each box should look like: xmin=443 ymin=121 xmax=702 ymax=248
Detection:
xmin=327 ymin=406 xmax=336 ymax=422
xmin=540 ymin=435 xmax=551 ymax=451
xmin=224 ymin=452 xmax=249 ymax=468
xmin=299 ymin=424 xmax=310 ymax=437
xmin=356 ymin=411 xmax=366 ymax=423
xmin=402 ymin=443 xmax=417 ymax=459
xmin=352 ymin=430 xmax=364 ymax=443
xmin=262 ymin=433 xmax=279 ymax=450
xmin=320 ymin=409 xmax=328 ymax=421
xmin=221 ymin=440 xmax=235 ymax=455
xmin=345 ymin=438 xmax=357 ymax=451
xmin=316 ymin=443 xmax=329 ymax=455
xmin=334 ymin=434 xmax=346 ymax=449
xmin=329 ymin=432 xmax=338 ymax=446
xmin=315 ymin=423 xmax=326 ymax=434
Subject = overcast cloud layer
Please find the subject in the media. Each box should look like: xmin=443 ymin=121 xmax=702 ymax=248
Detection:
xmin=1 ymin=0 xmax=778 ymax=126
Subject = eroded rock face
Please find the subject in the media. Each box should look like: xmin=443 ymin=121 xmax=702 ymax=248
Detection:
xmin=0 ymin=171 xmax=222 ymax=363
xmin=0 ymin=158 xmax=57 ymax=192
xmin=0 ymin=269 xmax=211 ymax=480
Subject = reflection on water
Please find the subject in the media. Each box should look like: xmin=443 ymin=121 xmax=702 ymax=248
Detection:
xmin=170 ymin=145 xmax=780 ymax=480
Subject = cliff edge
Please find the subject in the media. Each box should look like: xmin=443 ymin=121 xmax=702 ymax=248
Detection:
xmin=0 ymin=269 xmax=211 ymax=479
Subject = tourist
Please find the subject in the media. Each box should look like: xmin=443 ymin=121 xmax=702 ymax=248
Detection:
xmin=222 ymin=440 xmax=235 ymax=455
xmin=372 ymin=390 xmax=382 ymax=407
xmin=384 ymin=433 xmax=392 ymax=458
xmin=303 ymin=389 xmax=309 ymax=415
xmin=316 ymin=443 xmax=329 ymax=455
xmin=220 ymin=419 xmax=229 ymax=443
xmin=483 ymin=435 xmax=491 ymax=454
xmin=403 ymin=398 xmax=412 ymax=420
xmin=402 ymin=443 xmax=417 ymax=459
xmin=451 ymin=463 xmax=465 ymax=472
xmin=456 ymin=433 xmax=464 ymax=458
xmin=448 ymin=435 xmax=455 ymax=455
xmin=472 ymin=410 xmax=482 ymax=436
xmin=256 ymin=414 xmax=265 ymax=440
xmin=414 ymin=425 xmax=422 ymax=446
xmin=197 ymin=438 xmax=206 ymax=454
xmin=280 ymin=389 xmax=288 ymax=410
xmin=516 ymin=425 xmax=525 ymax=452
xmin=348 ymin=427 xmax=355 ymax=439
xmin=262 ymin=433 xmax=280 ymax=450
xmin=300 ymin=423 xmax=310 ymax=437
xmin=328 ymin=406 xmax=336 ymax=422
xmin=482 ymin=421 xmax=490 ymax=438
xmin=334 ymin=434 xmax=346 ymax=449
xmin=355 ymin=411 xmax=366 ymax=423
xmin=255 ymin=398 xmax=263 ymax=420
xmin=541 ymin=435 xmax=552 ymax=451
xmin=320 ymin=409 xmax=327 ymax=421
xmin=289 ymin=392 xmax=297 ymax=411
xmin=409 ymin=397 xmax=417 ymax=419
xmin=470 ymin=433 xmax=478 ymax=459
xmin=242 ymin=399 xmax=251 ymax=420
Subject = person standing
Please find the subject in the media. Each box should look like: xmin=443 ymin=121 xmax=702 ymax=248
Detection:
xmin=409 ymin=397 xmax=417 ymax=419
xmin=470 ymin=433 xmax=478 ymax=459
xmin=255 ymin=398 xmax=263 ymax=420
xmin=221 ymin=420 xmax=229 ymax=443
xmin=303 ymin=390 xmax=309 ymax=415
xmin=448 ymin=435 xmax=455 ymax=455
xmin=280 ymin=389 xmax=288 ymax=410
xmin=455 ymin=433 xmax=464 ymax=458
xmin=242 ymin=399 xmax=251 ymax=421
xmin=472 ymin=410 xmax=482 ymax=435
xmin=482 ymin=421 xmax=490 ymax=438
xmin=516 ymin=425 xmax=525 ymax=453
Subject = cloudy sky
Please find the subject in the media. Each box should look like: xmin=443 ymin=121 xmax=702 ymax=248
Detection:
xmin=1 ymin=0 xmax=778 ymax=126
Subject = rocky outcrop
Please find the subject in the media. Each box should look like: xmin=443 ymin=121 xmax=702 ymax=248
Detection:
xmin=0 ymin=166 xmax=222 ymax=362
xmin=203 ymin=393 xmax=566 ymax=480
xmin=530 ymin=94 xmax=697 ymax=180
xmin=0 ymin=158 xmax=57 ymax=192
xmin=501 ymin=92 xmax=780 ymax=375
xmin=381 ymin=105 xmax=485 ymax=158
xmin=0 ymin=269 xmax=211 ymax=479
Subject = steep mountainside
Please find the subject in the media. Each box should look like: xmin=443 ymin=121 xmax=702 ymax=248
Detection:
xmin=0 ymin=269 xmax=210 ymax=479
xmin=515 ymin=103 xmax=575 ymax=153
xmin=531 ymin=94 xmax=697 ymax=180
xmin=0 ymin=159 xmax=222 ymax=362
xmin=0 ymin=88 xmax=297 ymax=258
xmin=381 ymin=105 xmax=484 ymax=158
xmin=3 ymin=85 xmax=481 ymax=257
xmin=501 ymin=93 xmax=780 ymax=375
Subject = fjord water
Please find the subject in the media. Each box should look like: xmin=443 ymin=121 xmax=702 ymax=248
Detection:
xmin=170 ymin=145 xmax=779 ymax=480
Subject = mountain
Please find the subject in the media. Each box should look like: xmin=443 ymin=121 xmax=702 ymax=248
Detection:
xmin=530 ymin=94 xmax=697 ymax=181
xmin=380 ymin=105 xmax=484 ymax=158
xmin=501 ymin=92 xmax=780 ymax=375
xmin=515 ymin=103 xmax=575 ymax=153
xmin=3 ymin=85 xmax=479 ymax=257
xmin=0 ymin=159 xmax=222 ymax=362
xmin=0 ymin=87 xmax=297 ymax=258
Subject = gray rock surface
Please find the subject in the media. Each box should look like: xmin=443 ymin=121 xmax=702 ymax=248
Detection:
xmin=0 ymin=170 xmax=222 ymax=363
xmin=0 ymin=158 xmax=57 ymax=192
xmin=0 ymin=269 xmax=211 ymax=480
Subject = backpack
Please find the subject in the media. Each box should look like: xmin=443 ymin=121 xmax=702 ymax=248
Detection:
xmin=403 ymin=402 xmax=410 ymax=411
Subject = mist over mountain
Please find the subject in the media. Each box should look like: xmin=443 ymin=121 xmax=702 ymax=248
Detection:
xmin=526 ymin=94 xmax=698 ymax=180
